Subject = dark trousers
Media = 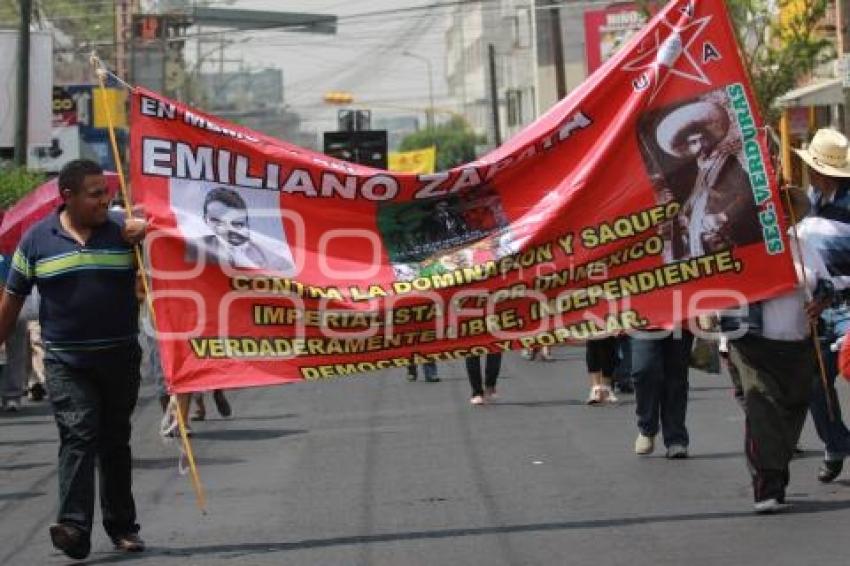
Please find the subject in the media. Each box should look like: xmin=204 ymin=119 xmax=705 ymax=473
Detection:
xmin=631 ymin=332 xmax=693 ymax=447
xmin=730 ymin=335 xmax=815 ymax=502
xmin=809 ymin=336 xmax=850 ymax=461
xmin=407 ymin=361 xmax=437 ymax=380
xmin=466 ymin=353 xmax=502 ymax=396
xmin=585 ymin=337 xmax=617 ymax=376
xmin=45 ymin=345 xmax=142 ymax=537
xmin=613 ymin=335 xmax=632 ymax=386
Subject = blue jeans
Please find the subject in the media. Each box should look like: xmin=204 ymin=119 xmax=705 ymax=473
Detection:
xmin=631 ymin=332 xmax=693 ymax=447
xmin=811 ymin=308 xmax=850 ymax=461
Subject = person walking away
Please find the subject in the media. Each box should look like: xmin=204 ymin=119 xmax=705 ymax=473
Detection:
xmin=0 ymin=160 xmax=147 ymax=560
xmin=793 ymin=129 xmax=850 ymax=483
xmin=723 ymin=185 xmax=830 ymax=513
xmin=585 ymin=336 xmax=619 ymax=404
xmin=405 ymin=360 xmax=440 ymax=382
xmin=631 ymin=328 xmax=693 ymax=458
xmin=192 ymin=389 xmax=233 ymax=420
xmin=466 ymin=353 xmax=502 ymax=405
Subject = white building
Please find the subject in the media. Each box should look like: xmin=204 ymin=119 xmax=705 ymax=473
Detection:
xmin=445 ymin=1 xmax=646 ymax=146
xmin=445 ymin=0 xmax=536 ymax=146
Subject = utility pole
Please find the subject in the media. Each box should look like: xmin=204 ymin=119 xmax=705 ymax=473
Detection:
xmin=549 ymin=0 xmax=567 ymax=100
xmin=14 ymin=0 xmax=33 ymax=166
xmin=402 ymin=51 xmax=435 ymax=130
xmin=488 ymin=43 xmax=501 ymax=146
xmin=838 ymin=0 xmax=850 ymax=133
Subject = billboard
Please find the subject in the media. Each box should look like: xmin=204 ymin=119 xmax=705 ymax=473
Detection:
xmin=584 ymin=4 xmax=647 ymax=75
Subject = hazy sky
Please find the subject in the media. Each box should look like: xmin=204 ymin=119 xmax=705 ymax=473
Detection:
xmin=200 ymin=0 xmax=453 ymax=132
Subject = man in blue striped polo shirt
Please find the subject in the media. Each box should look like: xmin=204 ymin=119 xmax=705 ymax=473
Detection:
xmin=0 ymin=159 xmax=147 ymax=560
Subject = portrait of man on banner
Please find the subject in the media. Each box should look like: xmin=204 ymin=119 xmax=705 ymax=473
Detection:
xmin=637 ymin=89 xmax=762 ymax=262
xmin=170 ymin=180 xmax=296 ymax=275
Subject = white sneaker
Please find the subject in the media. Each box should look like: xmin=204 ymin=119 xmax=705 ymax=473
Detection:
xmin=520 ymin=349 xmax=535 ymax=360
xmin=599 ymin=385 xmax=618 ymax=404
xmin=3 ymin=398 xmax=20 ymax=412
xmin=635 ymin=433 xmax=655 ymax=455
xmin=586 ymin=386 xmax=603 ymax=405
xmin=753 ymin=498 xmax=789 ymax=514
xmin=666 ymin=444 xmax=688 ymax=459
xmin=470 ymin=395 xmax=486 ymax=406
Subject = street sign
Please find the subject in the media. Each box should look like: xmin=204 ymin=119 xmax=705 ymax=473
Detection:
xmin=323 ymin=130 xmax=388 ymax=169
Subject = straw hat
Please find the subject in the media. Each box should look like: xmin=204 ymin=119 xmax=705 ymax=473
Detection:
xmin=793 ymin=128 xmax=850 ymax=178
xmin=655 ymin=101 xmax=730 ymax=158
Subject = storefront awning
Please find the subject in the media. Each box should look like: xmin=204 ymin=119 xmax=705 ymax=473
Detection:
xmin=775 ymin=78 xmax=843 ymax=108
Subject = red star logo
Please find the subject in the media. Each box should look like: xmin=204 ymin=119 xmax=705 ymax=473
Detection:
xmin=622 ymin=12 xmax=712 ymax=100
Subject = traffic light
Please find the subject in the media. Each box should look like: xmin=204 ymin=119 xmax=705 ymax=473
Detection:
xmin=323 ymin=91 xmax=354 ymax=105
xmin=323 ymin=130 xmax=388 ymax=169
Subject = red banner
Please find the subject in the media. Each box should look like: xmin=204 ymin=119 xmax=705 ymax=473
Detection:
xmin=132 ymin=0 xmax=795 ymax=393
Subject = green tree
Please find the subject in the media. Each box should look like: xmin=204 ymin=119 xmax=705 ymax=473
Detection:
xmin=732 ymin=0 xmax=832 ymax=124
xmin=399 ymin=116 xmax=486 ymax=171
xmin=0 ymin=166 xmax=45 ymax=209
xmin=636 ymin=0 xmax=832 ymax=124
xmin=0 ymin=0 xmax=114 ymax=56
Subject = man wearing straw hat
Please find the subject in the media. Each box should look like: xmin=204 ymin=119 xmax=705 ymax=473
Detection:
xmin=794 ymin=128 xmax=850 ymax=484
xmin=0 ymin=159 xmax=147 ymax=559
xmin=724 ymin=185 xmax=832 ymax=513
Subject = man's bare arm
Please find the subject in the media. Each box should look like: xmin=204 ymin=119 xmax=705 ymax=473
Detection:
xmin=0 ymin=291 xmax=26 ymax=345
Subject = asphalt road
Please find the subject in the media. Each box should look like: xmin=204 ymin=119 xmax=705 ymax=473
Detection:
xmin=2 ymin=346 xmax=850 ymax=565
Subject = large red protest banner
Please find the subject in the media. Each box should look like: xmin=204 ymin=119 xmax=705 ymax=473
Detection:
xmin=132 ymin=0 xmax=796 ymax=393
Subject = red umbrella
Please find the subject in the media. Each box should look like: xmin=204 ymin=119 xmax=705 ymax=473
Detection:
xmin=0 ymin=172 xmax=120 ymax=254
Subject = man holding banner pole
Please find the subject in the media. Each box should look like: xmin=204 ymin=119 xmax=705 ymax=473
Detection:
xmin=794 ymin=129 xmax=850 ymax=484
xmin=0 ymin=159 xmax=147 ymax=560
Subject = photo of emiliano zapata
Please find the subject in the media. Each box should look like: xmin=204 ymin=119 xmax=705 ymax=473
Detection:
xmin=636 ymin=89 xmax=762 ymax=262
xmin=170 ymin=180 xmax=296 ymax=275
xmin=377 ymin=185 xmax=516 ymax=280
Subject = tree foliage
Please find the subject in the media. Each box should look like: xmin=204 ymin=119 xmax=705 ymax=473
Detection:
xmin=0 ymin=166 xmax=44 ymax=209
xmin=399 ymin=116 xmax=486 ymax=171
xmin=0 ymin=0 xmax=113 ymax=47
xmin=732 ymin=0 xmax=833 ymax=123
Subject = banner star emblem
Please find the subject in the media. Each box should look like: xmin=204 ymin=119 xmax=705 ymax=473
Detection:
xmin=622 ymin=14 xmax=712 ymax=99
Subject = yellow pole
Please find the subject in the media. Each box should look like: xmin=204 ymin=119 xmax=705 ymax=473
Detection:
xmin=90 ymin=55 xmax=207 ymax=513
xmin=779 ymin=109 xmax=792 ymax=184
xmin=783 ymin=189 xmax=835 ymax=422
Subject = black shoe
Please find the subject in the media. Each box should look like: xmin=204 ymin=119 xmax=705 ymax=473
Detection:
xmin=424 ymin=376 xmax=441 ymax=382
xmin=29 ymin=383 xmax=46 ymax=402
xmin=49 ymin=523 xmax=90 ymax=560
xmin=213 ymin=390 xmax=232 ymax=418
xmin=111 ymin=532 xmax=146 ymax=553
xmin=818 ymin=459 xmax=843 ymax=483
